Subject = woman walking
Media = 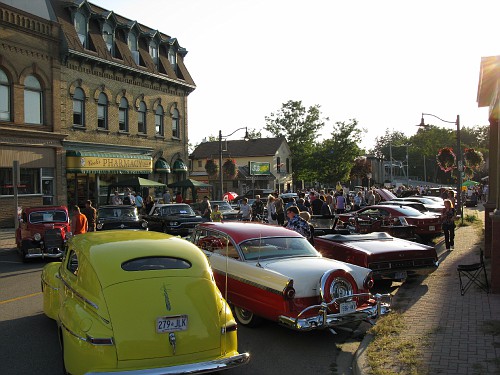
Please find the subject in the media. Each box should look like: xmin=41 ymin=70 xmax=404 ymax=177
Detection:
xmin=441 ymin=198 xmax=457 ymax=251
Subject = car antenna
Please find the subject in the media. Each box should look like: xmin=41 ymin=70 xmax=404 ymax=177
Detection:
xmin=256 ymin=233 xmax=263 ymax=268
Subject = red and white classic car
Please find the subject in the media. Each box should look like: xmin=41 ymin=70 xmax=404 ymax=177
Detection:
xmin=16 ymin=206 xmax=71 ymax=261
xmin=190 ymin=222 xmax=390 ymax=332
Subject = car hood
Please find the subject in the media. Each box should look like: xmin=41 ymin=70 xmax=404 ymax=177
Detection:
xmin=259 ymin=257 xmax=370 ymax=297
xmin=103 ymin=276 xmax=223 ymax=361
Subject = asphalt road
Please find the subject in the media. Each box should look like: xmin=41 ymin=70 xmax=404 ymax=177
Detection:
xmin=0 ymin=244 xmax=368 ymax=375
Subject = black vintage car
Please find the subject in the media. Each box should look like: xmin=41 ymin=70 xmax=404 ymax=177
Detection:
xmin=143 ymin=203 xmax=205 ymax=236
xmin=96 ymin=205 xmax=148 ymax=231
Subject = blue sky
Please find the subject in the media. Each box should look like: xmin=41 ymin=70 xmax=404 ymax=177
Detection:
xmin=103 ymin=0 xmax=499 ymax=150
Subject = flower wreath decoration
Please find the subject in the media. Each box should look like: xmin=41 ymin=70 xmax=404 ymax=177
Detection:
xmin=463 ymin=148 xmax=483 ymax=169
xmin=222 ymin=159 xmax=237 ymax=178
xmin=436 ymin=147 xmax=456 ymax=172
xmin=205 ymin=159 xmax=218 ymax=176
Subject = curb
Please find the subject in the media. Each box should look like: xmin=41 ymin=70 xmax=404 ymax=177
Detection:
xmin=352 ymin=333 xmax=373 ymax=375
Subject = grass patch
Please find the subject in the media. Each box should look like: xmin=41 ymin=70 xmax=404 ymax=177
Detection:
xmin=366 ymin=312 xmax=426 ymax=375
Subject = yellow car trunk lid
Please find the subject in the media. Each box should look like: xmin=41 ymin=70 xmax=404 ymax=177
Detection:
xmin=103 ymin=276 xmax=222 ymax=361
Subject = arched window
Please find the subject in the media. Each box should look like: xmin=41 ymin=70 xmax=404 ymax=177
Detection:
xmin=0 ymin=68 xmax=10 ymax=121
xmin=155 ymin=105 xmax=164 ymax=136
xmin=128 ymin=32 xmax=139 ymax=64
xmin=149 ymin=40 xmax=158 ymax=68
xmin=97 ymin=92 xmax=108 ymax=129
xmin=119 ymin=97 xmax=128 ymax=132
xmin=24 ymin=75 xmax=43 ymax=124
xmin=171 ymin=108 xmax=179 ymax=138
xmin=138 ymin=101 xmax=146 ymax=134
xmin=74 ymin=12 xmax=87 ymax=47
xmin=102 ymin=23 xmax=113 ymax=54
xmin=72 ymin=87 xmax=85 ymax=127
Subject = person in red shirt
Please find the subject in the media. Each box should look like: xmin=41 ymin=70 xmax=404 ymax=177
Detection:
xmin=175 ymin=192 xmax=183 ymax=203
xmin=71 ymin=205 xmax=88 ymax=235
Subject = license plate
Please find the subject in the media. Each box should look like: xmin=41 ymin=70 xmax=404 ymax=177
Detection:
xmin=429 ymin=225 xmax=435 ymax=231
xmin=395 ymin=271 xmax=407 ymax=280
xmin=156 ymin=315 xmax=188 ymax=333
xmin=339 ymin=301 xmax=356 ymax=315
xmin=28 ymin=248 xmax=41 ymax=255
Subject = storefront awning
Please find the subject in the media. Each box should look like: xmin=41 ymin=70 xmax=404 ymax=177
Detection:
xmin=172 ymin=159 xmax=188 ymax=172
xmin=66 ymin=150 xmax=152 ymax=174
xmin=154 ymin=158 xmax=171 ymax=173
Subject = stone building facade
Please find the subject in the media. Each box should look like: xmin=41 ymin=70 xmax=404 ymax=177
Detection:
xmin=0 ymin=0 xmax=195 ymax=226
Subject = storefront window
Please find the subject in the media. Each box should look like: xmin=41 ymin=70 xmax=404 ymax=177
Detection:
xmin=0 ymin=168 xmax=40 ymax=195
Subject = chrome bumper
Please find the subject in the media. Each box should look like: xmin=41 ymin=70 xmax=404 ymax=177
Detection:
xmin=85 ymin=353 xmax=250 ymax=375
xmin=278 ymin=293 xmax=391 ymax=331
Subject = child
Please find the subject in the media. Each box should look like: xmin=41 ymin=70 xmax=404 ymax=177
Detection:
xmin=211 ymin=204 xmax=223 ymax=222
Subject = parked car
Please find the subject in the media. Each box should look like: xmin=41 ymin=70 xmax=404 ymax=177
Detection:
xmin=232 ymin=189 xmax=274 ymax=203
xmin=391 ymin=197 xmax=445 ymax=213
xmin=211 ymin=200 xmax=241 ymax=221
xmin=144 ymin=203 xmax=205 ymax=236
xmin=314 ymin=232 xmax=439 ymax=284
xmin=96 ymin=205 xmax=148 ymax=230
xmin=338 ymin=205 xmax=442 ymax=242
xmin=189 ymin=222 xmax=390 ymax=331
xmin=382 ymin=200 xmax=430 ymax=214
xmin=40 ymin=230 xmax=250 ymax=375
xmin=374 ymin=188 xmax=397 ymax=202
xmin=15 ymin=206 xmax=70 ymax=262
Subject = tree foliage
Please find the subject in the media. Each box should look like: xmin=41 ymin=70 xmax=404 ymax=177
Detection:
xmin=265 ymin=100 xmax=328 ymax=181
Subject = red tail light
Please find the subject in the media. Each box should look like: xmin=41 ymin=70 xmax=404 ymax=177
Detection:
xmin=363 ymin=273 xmax=374 ymax=289
xmin=283 ymin=280 xmax=296 ymax=299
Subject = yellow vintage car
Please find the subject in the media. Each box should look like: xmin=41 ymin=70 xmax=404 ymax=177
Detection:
xmin=41 ymin=230 xmax=249 ymax=374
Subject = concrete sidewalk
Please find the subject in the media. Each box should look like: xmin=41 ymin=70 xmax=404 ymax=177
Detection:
xmin=355 ymin=205 xmax=500 ymax=374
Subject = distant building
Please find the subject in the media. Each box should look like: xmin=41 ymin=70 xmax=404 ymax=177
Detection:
xmin=190 ymin=137 xmax=292 ymax=198
xmin=0 ymin=0 xmax=195 ymax=226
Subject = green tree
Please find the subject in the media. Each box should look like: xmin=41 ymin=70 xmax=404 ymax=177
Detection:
xmin=311 ymin=119 xmax=364 ymax=184
xmin=265 ymin=100 xmax=327 ymax=182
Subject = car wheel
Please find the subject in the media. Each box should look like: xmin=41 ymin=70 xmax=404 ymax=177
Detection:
xmin=20 ymin=241 xmax=30 ymax=263
xmin=233 ymin=305 xmax=262 ymax=328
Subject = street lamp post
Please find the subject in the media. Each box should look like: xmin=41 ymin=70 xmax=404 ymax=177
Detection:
xmin=418 ymin=113 xmax=463 ymax=224
xmin=218 ymin=127 xmax=249 ymax=200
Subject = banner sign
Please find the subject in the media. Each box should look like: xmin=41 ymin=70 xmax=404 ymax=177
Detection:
xmin=249 ymin=161 xmax=271 ymax=176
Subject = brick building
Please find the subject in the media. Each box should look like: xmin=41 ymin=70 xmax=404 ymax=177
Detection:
xmin=0 ymin=0 xmax=195 ymax=226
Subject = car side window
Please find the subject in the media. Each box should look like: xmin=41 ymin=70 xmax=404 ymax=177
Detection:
xmin=197 ymin=231 xmax=239 ymax=260
xmin=66 ymin=250 xmax=79 ymax=275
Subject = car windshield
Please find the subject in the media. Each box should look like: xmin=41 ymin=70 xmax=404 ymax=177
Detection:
xmin=99 ymin=207 xmax=138 ymax=219
xmin=29 ymin=210 xmax=67 ymax=223
xmin=387 ymin=206 xmax=426 ymax=217
xmin=239 ymin=236 xmax=318 ymax=261
xmin=211 ymin=201 xmax=233 ymax=211
xmin=160 ymin=205 xmax=195 ymax=216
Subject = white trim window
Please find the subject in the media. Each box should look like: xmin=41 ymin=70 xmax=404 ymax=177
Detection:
xmin=172 ymin=108 xmax=179 ymax=138
xmin=0 ymin=68 xmax=10 ymax=121
xmin=102 ymin=22 xmax=114 ymax=54
xmin=74 ymin=12 xmax=88 ymax=47
xmin=72 ymin=87 xmax=85 ymax=127
xmin=168 ymin=48 xmax=177 ymax=72
xmin=149 ymin=40 xmax=158 ymax=68
xmin=138 ymin=101 xmax=146 ymax=134
xmin=119 ymin=97 xmax=129 ymax=132
xmin=155 ymin=105 xmax=164 ymax=136
xmin=24 ymin=75 xmax=43 ymax=125
xmin=97 ymin=92 xmax=108 ymax=129
xmin=128 ymin=32 xmax=139 ymax=64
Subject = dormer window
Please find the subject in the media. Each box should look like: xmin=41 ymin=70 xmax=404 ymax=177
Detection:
xmin=74 ymin=12 xmax=88 ymax=47
xmin=128 ymin=32 xmax=139 ymax=64
xmin=102 ymin=23 xmax=114 ymax=54
xmin=168 ymin=48 xmax=177 ymax=72
xmin=149 ymin=40 xmax=158 ymax=68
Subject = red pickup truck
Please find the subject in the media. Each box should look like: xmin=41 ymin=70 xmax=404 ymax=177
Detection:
xmin=16 ymin=206 xmax=71 ymax=262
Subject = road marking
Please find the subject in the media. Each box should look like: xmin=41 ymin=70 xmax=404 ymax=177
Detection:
xmin=0 ymin=292 xmax=42 ymax=305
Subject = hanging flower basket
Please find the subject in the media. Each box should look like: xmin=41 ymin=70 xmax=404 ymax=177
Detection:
xmin=463 ymin=166 xmax=474 ymax=180
xmin=205 ymin=159 xmax=218 ymax=176
xmin=436 ymin=147 xmax=456 ymax=172
xmin=463 ymin=148 xmax=483 ymax=169
xmin=222 ymin=159 xmax=237 ymax=178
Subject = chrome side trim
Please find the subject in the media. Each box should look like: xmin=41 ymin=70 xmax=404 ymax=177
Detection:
xmin=85 ymin=353 xmax=250 ymax=375
xmin=213 ymin=269 xmax=289 ymax=296
xmin=60 ymin=322 xmax=114 ymax=346
xmin=60 ymin=276 xmax=99 ymax=310
xmin=41 ymin=277 xmax=59 ymax=291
